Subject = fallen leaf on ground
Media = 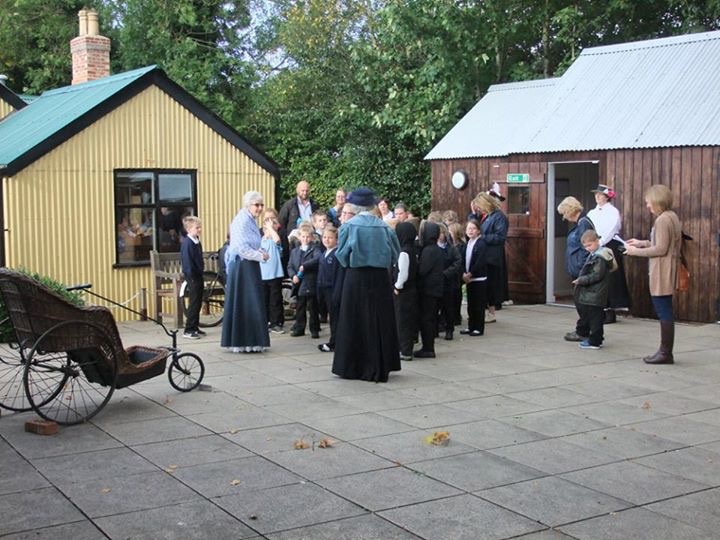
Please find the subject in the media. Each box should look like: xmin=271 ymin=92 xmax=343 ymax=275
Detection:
xmin=318 ymin=438 xmax=335 ymax=448
xmin=229 ymin=429 xmax=240 ymax=434
xmin=641 ymin=401 xmax=651 ymax=410
xmin=100 ymin=487 xmax=111 ymax=493
xmin=424 ymin=431 xmax=450 ymax=446
xmin=294 ymin=439 xmax=310 ymax=450
xmin=230 ymin=479 xmax=241 ymax=486
xmin=164 ymin=396 xmax=173 ymax=405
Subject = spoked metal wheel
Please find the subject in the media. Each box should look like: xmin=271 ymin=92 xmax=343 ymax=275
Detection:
xmin=168 ymin=352 xmax=204 ymax=392
xmin=183 ymin=271 xmax=224 ymax=328
xmin=24 ymin=323 xmax=118 ymax=425
xmin=0 ymin=342 xmax=33 ymax=411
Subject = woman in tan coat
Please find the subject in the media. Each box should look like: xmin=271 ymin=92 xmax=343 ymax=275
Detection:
xmin=625 ymin=184 xmax=682 ymax=364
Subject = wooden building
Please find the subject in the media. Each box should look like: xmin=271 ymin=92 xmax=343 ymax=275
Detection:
xmin=0 ymin=11 xmax=279 ymax=320
xmin=427 ymin=32 xmax=720 ymax=323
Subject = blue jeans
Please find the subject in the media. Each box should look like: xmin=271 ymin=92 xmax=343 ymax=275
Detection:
xmin=651 ymin=295 xmax=674 ymax=322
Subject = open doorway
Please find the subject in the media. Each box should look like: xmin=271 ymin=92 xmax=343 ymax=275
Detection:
xmin=547 ymin=162 xmax=599 ymax=305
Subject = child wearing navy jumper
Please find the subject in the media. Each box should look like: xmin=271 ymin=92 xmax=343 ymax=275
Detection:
xmin=415 ymin=221 xmax=444 ymax=358
xmin=316 ymin=226 xmax=340 ymax=352
xmin=287 ymin=223 xmax=322 ymax=338
xmin=181 ymin=216 xmax=205 ymax=339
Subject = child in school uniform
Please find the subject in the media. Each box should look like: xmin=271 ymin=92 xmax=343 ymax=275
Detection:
xmin=572 ymin=229 xmax=616 ymax=350
xmin=393 ymin=221 xmax=419 ymax=361
xmin=437 ymin=223 xmax=462 ymax=341
xmin=287 ymin=223 xmax=322 ymax=338
xmin=460 ymin=218 xmax=488 ymax=337
xmin=260 ymin=216 xmax=286 ymax=334
xmin=317 ymin=226 xmax=340 ymax=352
xmin=181 ymin=216 xmax=205 ymax=339
xmin=415 ymin=221 xmax=444 ymax=358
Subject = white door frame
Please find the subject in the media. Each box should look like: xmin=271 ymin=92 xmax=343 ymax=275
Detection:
xmin=545 ymin=160 xmax=600 ymax=304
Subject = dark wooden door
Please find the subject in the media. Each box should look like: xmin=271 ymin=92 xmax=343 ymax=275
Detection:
xmin=490 ymin=163 xmax=547 ymax=304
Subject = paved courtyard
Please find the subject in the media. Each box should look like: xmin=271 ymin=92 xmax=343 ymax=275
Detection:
xmin=1 ymin=304 xmax=719 ymax=539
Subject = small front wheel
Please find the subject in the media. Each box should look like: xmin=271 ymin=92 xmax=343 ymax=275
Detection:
xmin=168 ymin=352 xmax=204 ymax=392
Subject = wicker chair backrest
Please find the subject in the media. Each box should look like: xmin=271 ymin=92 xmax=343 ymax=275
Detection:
xmin=0 ymin=269 xmax=126 ymax=361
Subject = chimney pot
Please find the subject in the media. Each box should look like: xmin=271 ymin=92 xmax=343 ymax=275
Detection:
xmin=78 ymin=9 xmax=88 ymax=36
xmin=87 ymin=10 xmax=99 ymax=36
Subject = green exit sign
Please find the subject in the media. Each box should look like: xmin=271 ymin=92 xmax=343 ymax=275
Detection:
xmin=507 ymin=173 xmax=530 ymax=183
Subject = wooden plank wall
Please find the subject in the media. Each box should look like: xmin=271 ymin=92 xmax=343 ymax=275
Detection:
xmin=431 ymin=147 xmax=720 ymax=322
xmin=606 ymin=147 xmax=719 ymax=322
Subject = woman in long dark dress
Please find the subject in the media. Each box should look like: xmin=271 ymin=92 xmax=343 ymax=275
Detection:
xmin=221 ymin=191 xmax=271 ymax=353
xmin=332 ymin=188 xmax=401 ymax=382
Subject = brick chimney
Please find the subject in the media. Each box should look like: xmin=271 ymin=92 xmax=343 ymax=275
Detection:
xmin=70 ymin=9 xmax=111 ymax=85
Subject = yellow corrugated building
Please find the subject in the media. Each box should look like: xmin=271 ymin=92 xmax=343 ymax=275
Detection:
xmin=0 ymin=62 xmax=278 ymax=321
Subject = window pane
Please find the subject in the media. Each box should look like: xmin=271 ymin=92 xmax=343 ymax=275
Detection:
xmin=508 ymin=186 xmax=530 ymax=215
xmin=158 ymin=206 xmax=194 ymax=253
xmin=117 ymin=208 xmax=154 ymax=264
xmin=115 ymin=172 xmax=153 ymax=205
xmin=158 ymin=173 xmax=193 ymax=203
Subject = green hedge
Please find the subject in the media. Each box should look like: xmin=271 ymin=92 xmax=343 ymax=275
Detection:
xmin=0 ymin=268 xmax=85 ymax=343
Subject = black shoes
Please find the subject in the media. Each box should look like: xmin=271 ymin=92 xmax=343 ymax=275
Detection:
xmin=413 ymin=350 xmax=436 ymax=358
xmin=444 ymin=331 xmax=453 ymax=341
xmin=290 ymin=330 xmax=305 ymax=337
xmin=311 ymin=332 xmax=320 ymax=339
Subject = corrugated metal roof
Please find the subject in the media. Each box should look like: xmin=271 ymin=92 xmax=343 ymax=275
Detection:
xmin=426 ymin=30 xmax=720 ymax=160
xmin=0 ymin=66 xmax=156 ymax=168
xmin=424 ymin=79 xmax=557 ymax=160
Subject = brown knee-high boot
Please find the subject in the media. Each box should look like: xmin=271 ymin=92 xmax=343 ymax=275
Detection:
xmin=643 ymin=321 xmax=674 ymax=364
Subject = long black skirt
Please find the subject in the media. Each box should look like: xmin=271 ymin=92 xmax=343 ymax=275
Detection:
xmin=606 ymin=239 xmax=632 ymax=309
xmin=332 ymin=267 xmax=401 ymax=382
xmin=221 ymin=257 xmax=270 ymax=349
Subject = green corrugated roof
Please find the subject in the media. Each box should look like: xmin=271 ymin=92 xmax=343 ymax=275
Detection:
xmin=0 ymin=65 xmax=156 ymax=170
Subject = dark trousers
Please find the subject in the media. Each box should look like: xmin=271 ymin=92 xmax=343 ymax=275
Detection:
xmin=577 ymin=303 xmax=604 ymax=345
xmin=466 ymin=281 xmax=487 ymax=334
xmin=574 ymin=304 xmax=589 ymax=337
xmin=263 ymin=278 xmax=284 ymax=327
xmin=440 ymin=284 xmax=458 ymax=334
xmin=394 ymin=287 xmax=418 ymax=356
xmin=294 ymin=294 xmax=319 ymax=333
xmin=184 ymin=277 xmax=204 ymax=332
xmin=419 ymin=295 xmax=440 ymax=352
xmin=318 ymin=287 xmax=337 ymax=346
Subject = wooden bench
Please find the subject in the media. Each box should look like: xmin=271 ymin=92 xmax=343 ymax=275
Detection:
xmin=150 ymin=250 xmax=219 ymax=328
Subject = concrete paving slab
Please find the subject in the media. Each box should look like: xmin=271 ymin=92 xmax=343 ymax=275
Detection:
xmin=559 ymin=401 xmax=669 ymax=426
xmin=513 ymin=531 xmax=577 ymax=540
xmin=304 ymin=412 xmax=416 ymax=441
xmin=319 ymin=467 xmax=462 ymax=511
xmin=0 ymin=452 xmax=50 ymax=495
xmin=397 ymin=382 xmax=492 ymax=403
xmin=378 ymin=493 xmax=543 ymax=540
xmin=617 ymin=392 xmax=718 ymax=415
xmin=267 ymin=513 xmax=421 ymax=539
xmin=644 ymin=487 xmax=720 ymax=535
xmin=352 ymin=430 xmax=477 ymax=464
xmin=407 ymin=450 xmax=545 ymax=491
xmin=497 ymin=409 xmax=610 ymax=437
xmin=478 ymin=476 xmax=631 ymax=527
xmin=626 ymin=415 xmax=720 ymax=445
xmin=99 ymin=415 xmax=213 ymax=445
xmin=632 ymin=446 xmax=720 ymax=485
xmin=0 ymin=412 xmax=122 ymax=458
xmin=377 ymin=403 xmax=481 ymax=429
xmin=264 ymin=441 xmax=394 ymax=480
xmin=0 ymin=521 xmax=104 ymax=540
xmin=445 ymin=395 xmax=544 ymax=419
xmin=559 ymin=426 xmax=685 ymax=459
xmin=186 ymin=404 xmax=291 ymax=433
xmin=171 ymin=455 xmax=301 ymax=497
xmin=94 ymin=499 xmax=258 ymax=539
xmin=336 ymin=388 xmax=431 ymax=412
xmin=446 ymin=419 xmax=546 ymax=449
xmin=214 ymin=482 xmax=366 ymax=534
xmin=57 ymin=470 xmax=201 ymax=518
xmin=131 ymin=434 xmax=253 ymax=469
xmin=31 ymin=447 xmax=157 ymax=484
xmin=487 ymin=438 xmax=618 ymax=474
xmin=0 ymin=487 xmax=85 ymax=535
xmin=507 ymin=386 xmax=597 ymax=408
xmin=558 ymin=507 xmax=716 ymax=540
xmin=222 ymin=422 xmax=331 ymax=455
xmin=560 ymin=461 xmax=708 ymax=505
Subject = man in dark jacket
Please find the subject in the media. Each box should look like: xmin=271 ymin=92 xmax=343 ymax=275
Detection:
xmin=278 ymin=180 xmax=319 ymax=233
xmin=415 ymin=222 xmax=444 ymax=358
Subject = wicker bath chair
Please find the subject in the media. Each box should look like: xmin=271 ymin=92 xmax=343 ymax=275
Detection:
xmin=0 ymin=269 xmax=204 ymax=425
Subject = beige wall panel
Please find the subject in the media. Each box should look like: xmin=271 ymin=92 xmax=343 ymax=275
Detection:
xmin=4 ymin=85 xmax=276 ymax=322
xmin=0 ymin=98 xmax=15 ymax=120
